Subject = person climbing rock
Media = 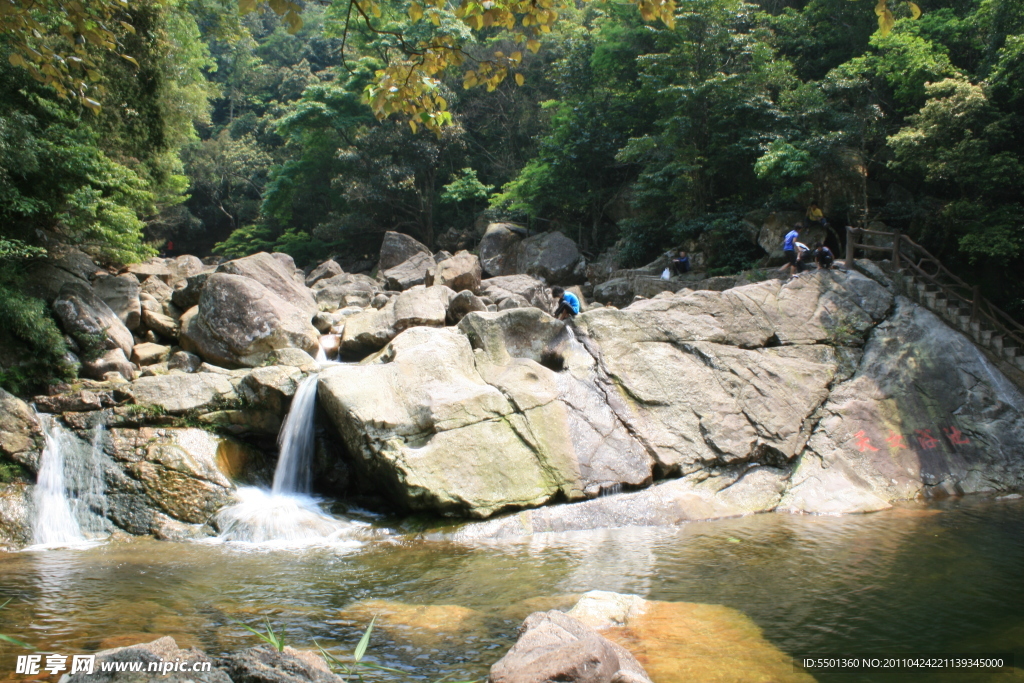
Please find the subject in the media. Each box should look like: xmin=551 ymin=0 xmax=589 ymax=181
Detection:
xmin=795 ymin=240 xmax=813 ymax=274
xmin=814 ymin=242 xmax=835 ymax=270
xmin=551 ymin=286 xmax=580 ymax=320
xmin=779 ymin=224 xmax=802 ymax=278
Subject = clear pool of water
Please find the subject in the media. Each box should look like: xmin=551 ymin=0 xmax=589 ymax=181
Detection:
xmin=1 ymin=496 xmax=1022 ymax=682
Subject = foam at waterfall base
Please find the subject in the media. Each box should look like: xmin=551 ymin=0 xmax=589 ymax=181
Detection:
xmin=211 ymin=487 xmax=369 ymax=548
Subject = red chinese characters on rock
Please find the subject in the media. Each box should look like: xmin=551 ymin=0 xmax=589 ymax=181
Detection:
xmin=915 ymin=429 xmax=940 ymax=450
xmin=849 ymin=424 xmax=972 ymax=454
xmin=886 ymin=431 xmax=908 ymax=450
xmin=854 ymin=430 xmax=879 ymax=452
xmin=943 ymin=426 xmax=971 ymax=445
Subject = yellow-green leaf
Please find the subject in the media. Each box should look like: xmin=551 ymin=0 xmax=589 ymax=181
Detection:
xmin=878 ymin=9 xmax=895 ymax=35
xmin=119 ymin=54 xmax=139 ymax=67
xmin=409 ymin=3 xmax=423 ymax=21
xmin=907 ymin=1 xmax=921 ymax=19
xmin=874 ymin=0 xmax=886 ymax=16
xmin=8 ymin=53 xmax=25 ymax=67
xmin=526 ymin=39 xmax=541 ymax=53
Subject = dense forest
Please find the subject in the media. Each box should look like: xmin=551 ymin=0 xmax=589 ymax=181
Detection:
xmin=0 ymin=0 xmax=1022 ymax=391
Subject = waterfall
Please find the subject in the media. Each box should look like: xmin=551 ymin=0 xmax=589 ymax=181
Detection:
xmin=31 ymin=415 xmax=107 ymax=547
xmin=213 ymin=373 xmax=367 ymax=546
xmin=315 ymin=345 xmax=328 ymax=363
xmin=272 ymin=374 xmax=318 ymax=494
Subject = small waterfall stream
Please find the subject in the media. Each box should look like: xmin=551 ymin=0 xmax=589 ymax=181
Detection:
xmin=215 ymin=374 xmax=366 ymax=546
xmin=31 ymin=415 xmax=107 ymax=548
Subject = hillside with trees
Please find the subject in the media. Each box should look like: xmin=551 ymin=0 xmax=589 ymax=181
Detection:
xmin=0 ymin=0 xmax=1022 ymax=392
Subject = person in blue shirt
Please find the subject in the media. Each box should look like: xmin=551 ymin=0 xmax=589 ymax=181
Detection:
xmin=551 ymin=286 xmax=580 ymax=320
xmin=779 ymin=224 xmax=802 ymax=277
xmin=672 ymin=250 xmax=691 ymax=275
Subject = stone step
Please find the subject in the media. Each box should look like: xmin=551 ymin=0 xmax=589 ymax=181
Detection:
xmin=1004 ymin=346 xmax=1019 ymax=361
xmin=1016 ymin=356 xmax=1024 ymax=372
xmin=991 ymin=335 xmax=1004 ymax=352
xmin=980 ymin=329 xmax=994 ymax=345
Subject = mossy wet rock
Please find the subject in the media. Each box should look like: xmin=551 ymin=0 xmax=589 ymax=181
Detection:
xmin=320 ymin=327 xmax=583 ymax=517
xmin=0 ymin=483 xmax=32 ymax=550
xmin=180 ymin=274 xmax=319 ymax=368
xmin=216 ymin=252 xmax=317 ymax=316
xmin=53 ymin=281 xmax=136 ymax=358
xmin=107 ymin=428 xmax=237 ymax=527
xmin=0 ymin=388 xmax=42 ymax=472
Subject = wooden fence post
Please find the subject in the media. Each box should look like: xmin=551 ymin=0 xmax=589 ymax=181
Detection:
xmin=972 ymin=285 xmax=981 ymax=322
xmin=892 ymin=230 xmax=901 ymax=270
xmin=846 ymin=226 xmax=857 ymax=267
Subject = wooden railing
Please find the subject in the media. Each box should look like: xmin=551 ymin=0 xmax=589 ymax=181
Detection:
xmin=846 ymin=226 xmax=1024 ymax=349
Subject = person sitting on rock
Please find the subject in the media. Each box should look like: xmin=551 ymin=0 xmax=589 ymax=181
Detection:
xmin=806 ymin=203 xmax=827 ymax=227
xmin=795 ymin=240 xmax=813 ymax=273
xmin=672 ymin=250 xmax=691 ymax=276
xmin=779 ymin=224 xmax=802 ymax=277
xmin=551 ymin=286 xmax=580 ymax=320
xmin=814 ymin=242 xmax=834 ymax=270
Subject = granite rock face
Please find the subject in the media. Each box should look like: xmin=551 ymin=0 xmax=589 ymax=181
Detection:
xmin=515 ymin=231 xmax=586 ymax=285
xmin=478 ymin=223 xmax=524 ymax=277
xmin=320 ymin=266 xmax=1024 ymax=525
xmin=378 ymin=230 xmax=432 ymax=271
xmin=216 ymin=252 xmax=317 ymax=316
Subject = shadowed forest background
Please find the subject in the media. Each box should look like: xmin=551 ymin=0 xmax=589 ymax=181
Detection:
xmin=0 ymin=0 xmax=1022 ymax=391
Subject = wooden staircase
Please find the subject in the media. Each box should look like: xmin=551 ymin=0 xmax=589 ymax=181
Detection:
xmin=846 ymin=226 xmax=1024 ymax=373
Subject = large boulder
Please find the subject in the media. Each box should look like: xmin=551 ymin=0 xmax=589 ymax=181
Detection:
xmin=53 ymin=281 xmax=135 ymax=358
xmin=478 ymin=223 xmax=524 ymax=277
xmin=171 ymin=272 xmax=211 ymax=310
xmin=216 ymin=252 xmax=317 ymax=315
xmin=382 ymin=251 xmax=435 ymax=291
xmin=379 ymin=231 xmax=431 ymax=271
xmin=0 ymin=388 xmax=41 ymax=472
xmin=312 ymin=273 xmax=381 ymax=310
xmin=481 ymin=275 xmax=554 ymax=312
xmin=168 ymin=254 xmax=206 ymax=286
xmin=92 ymin=273 xmax=142 ymax=331
xmin=180 ymin=273 xmax=319 ymax=368
xmin=305 ymin=259 xmax=343 ymax=287
xmin=490 ymin=610 xmax=652 ymax=683
xmin=339 ymin=286 xmax=455 ymax=357
xmin=320 ymin=327 xmax=584 ymax=517
xmin=21 ymin=246 xmax=99 ymax=302
xmin=515 ymin=231 xmax=586 ymax=285
xmin=426 ymin=250 xmax=482 ymax=293
xmin=446 ymin=290 xmax=488 ymax=325
xmin=217 ymin=646 xmax=343 ymax=683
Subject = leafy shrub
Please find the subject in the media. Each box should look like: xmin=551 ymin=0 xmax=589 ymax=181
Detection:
xmin=0 ymin=276 xmax=75 ymax=395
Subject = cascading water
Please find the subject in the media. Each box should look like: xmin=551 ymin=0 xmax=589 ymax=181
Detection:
xmin=272 ymin=374 xmax=318 ymax=494
xmin=31 ymin=415 xmax=108 ymax=548
xmin=214 ymin=374 xmax=367 ymax=546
